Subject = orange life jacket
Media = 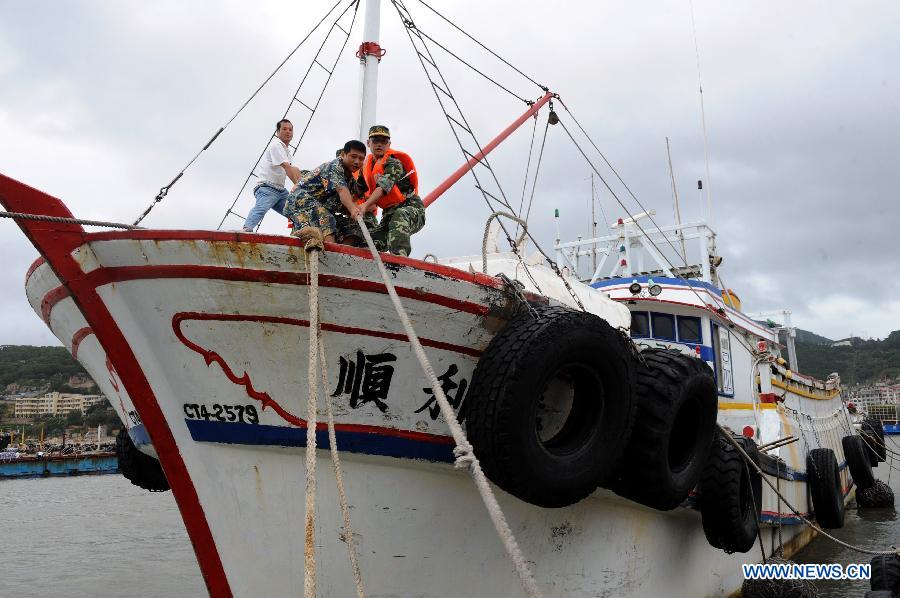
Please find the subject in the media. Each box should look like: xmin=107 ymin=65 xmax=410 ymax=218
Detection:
xmin=362 ymin=150 xmax=418 ymax=210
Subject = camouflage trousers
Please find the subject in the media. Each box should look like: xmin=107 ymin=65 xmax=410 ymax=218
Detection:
xmin=370 ymin=196 xmax=425 ymax=257
xmin=283 ymin=192 xmax=362 ymax=243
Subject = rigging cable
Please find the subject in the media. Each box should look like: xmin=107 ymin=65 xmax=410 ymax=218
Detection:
xmin=393 ymin=1 xmax=589 ymax=309
xmin=390 ymin=0 xmax=545 ymax=296
xmin=556 ymin=98 xmax=691 ymax=270
xmin=217 ymin=0 xmax=361 ymax=230
xmin=411 ymin=26 xmax=531 ymax=104
xmin=133 ymin=0 xmax=356 ymax=227
xmin=522 ymin=116 xmax=551 ymax=227
xmin=514 ymin=112 xmax=540 ymax=236
xmin=414 ymin=0 xmax=547 ymax=90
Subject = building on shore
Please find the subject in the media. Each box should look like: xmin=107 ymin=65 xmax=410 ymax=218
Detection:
xmin=14 ymin=392 xmax=105 ymax=418
xmin=847 ymin=379 xmax=900 ymax=419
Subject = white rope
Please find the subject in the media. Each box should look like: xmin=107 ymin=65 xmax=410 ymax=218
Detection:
xmin=482 ymin=211 xmax=528 ymax=274
xmin=317 ymin=331 xmax=366 ymax=597
xmin=304 ymin=238 xmax=324 ymax=598
xmin=355 ymin=214 xmax=543 ymax=597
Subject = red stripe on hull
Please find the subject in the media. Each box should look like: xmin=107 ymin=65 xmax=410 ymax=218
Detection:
xmin=85 ymin=229 xmax=504 ymax=290
xmin=0 ymin=174 xmax=232 ymax=597
xmin=175 ymin=312 xmax=482 ymax=358
xmin=25 ymin=256 xmax=45 ymax=284
xmin=41 ymin=285 xmax=70 ymax=324
xmin=85 ymin=265 xmax=492 ymax=317
xmin=70 ymin=327 xmax=94 ymax=359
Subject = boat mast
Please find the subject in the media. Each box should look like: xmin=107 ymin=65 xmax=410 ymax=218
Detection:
xmin=357 ymin=0 xmax=382 ymax=139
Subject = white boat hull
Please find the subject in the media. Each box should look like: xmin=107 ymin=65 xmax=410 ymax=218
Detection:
xmin=5 ymin=176 xmax=856 ymax=597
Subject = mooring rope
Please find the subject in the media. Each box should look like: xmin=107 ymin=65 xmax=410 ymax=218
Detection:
xmin=354 ymin=214 xmax=542 ymax=597
xmin=316 ymin=331 xmax=366 ymax=597
xmin=303 ymin=233 xmax=325 ymax=598
xmin=0 ymin=210 xmax=140 ymax=229
xmin=720 ymin=425 xmax=898 ymax=557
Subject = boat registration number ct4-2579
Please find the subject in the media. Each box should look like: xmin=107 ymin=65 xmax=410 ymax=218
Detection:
xmin=183 ymin=403 xmax=259 ymax=424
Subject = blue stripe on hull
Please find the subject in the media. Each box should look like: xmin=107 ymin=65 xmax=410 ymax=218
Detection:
xmin=184 ymin=419 xmax=455 ymax=463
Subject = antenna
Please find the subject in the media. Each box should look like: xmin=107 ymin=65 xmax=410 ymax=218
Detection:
xmin=665 ymin=137 xmax=687 ymax=263
xmin=689 ymin=0 xmax=713 ymax=225
xmin=591 ymin=174 xmax=597 ymax=271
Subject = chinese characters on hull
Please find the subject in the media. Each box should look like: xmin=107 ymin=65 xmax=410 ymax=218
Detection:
xmin=332 ymin=351 xmax=397 ymax=413
xmin=331 ymin=350 xmax=469 ymax=421
xmin=415 ymin=364 xmax=468 ymax=421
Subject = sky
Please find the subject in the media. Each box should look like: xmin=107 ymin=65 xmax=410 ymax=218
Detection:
xmin=1 ymin=0 xmax=898 ymax=346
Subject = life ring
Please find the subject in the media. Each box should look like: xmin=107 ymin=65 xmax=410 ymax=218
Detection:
xmin=699 ymin=434 xmax=762 ymax=553
xmin=807 ymin=448 xmax=844 ymax=529
xmin=870 ymin=554 xmax=900 ymax=594
xmin=862 ymin=418 xmax=887 ymax=462
xmin=116 ymin=426 xmax=170 ymax=492
xmin=842 ymin=435 xmax=876 ymax=490
xmin=610 ymin=348 xmax=718 ymax=510
xmin=465 ymin=305 xmax=635 ymax=508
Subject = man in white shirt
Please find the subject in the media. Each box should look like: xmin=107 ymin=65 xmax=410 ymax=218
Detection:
xmin=243 ymin=119 xmax=303 ymax=232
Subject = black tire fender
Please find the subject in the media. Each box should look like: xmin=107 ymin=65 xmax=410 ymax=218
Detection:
xmin=116 ymin=426 xmax=170 ymax=492
xmin=465 ymin=306 xmax=635 ymax=508
xmin=863 ymin=418 xmax=887 ymax=463
xmin=807 ymin=448 xmax=844 ymax=529
xmin=862 ymin=431 xmax=881 ymax=467
xmin=699 ymin=434 xmax=762 ymax=553
xmin=611 ymin=348 xmax=718 ymax=510
xmin=870 ymin=554 xmax=900 ymax=593
xmin=843 ymin=434 xmax=876 ymax=490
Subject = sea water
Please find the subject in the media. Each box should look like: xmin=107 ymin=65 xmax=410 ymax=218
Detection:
xmin=2 ymin=459 xmax=899 ymax=597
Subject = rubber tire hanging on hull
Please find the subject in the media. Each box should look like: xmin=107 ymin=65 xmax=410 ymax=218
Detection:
xmin=116 ymin=426 xmax=170 ymax=492
xmin=863 ymin=418 xmax=887 ymax=462
xmin=870 ymin=554 xmax=900 ymax=594
xmin=807 ymin=448 xmax=844 ymax=529
xmin=699 ymin=434 xmax=762 ymax=553
xmin=465 ymin=305 xmax=635 ymax=508
xmin=610 ymin=348 xmax=718 ymax=510
xmin=843 ymin=434 xmax=876 ymax=490
xmin=862 ymin=431 xmax=880 ymax=467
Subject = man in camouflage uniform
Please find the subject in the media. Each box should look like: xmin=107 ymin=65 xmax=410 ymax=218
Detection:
xmin=283 ymin=140 xmax=368 ymax=245
xmin=337 ymin=147 xmax=379 ymax=231
xmin=356 ymin=125 xmax=425 ymax=257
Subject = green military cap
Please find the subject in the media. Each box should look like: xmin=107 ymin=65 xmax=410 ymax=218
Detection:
xmin=368 ymin=124 xmax=391 ymax=139
xmin=335 ymin=148 xmax=344 ymax=157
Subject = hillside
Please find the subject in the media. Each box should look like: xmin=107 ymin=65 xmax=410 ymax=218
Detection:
xmin=0 ymin=345 xmax=95 ymax=392
xmin=794 ymin=330 xmax=900 ymax=384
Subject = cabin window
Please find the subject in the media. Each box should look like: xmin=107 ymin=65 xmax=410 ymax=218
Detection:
xmin=677 ymin=316 xmax=702 ymax=344
xmin=650 ymin=313 xmax=676 ymax=341
xmin=631 ymin=312 xmax=650 ymax=338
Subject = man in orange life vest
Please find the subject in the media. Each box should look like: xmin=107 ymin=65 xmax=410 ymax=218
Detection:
xmin=355 ymin=125 xmax=425 ymax=257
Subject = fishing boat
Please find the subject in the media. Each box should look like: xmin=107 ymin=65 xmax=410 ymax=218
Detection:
xmin=1 ymin=0 xmax=882 ymax=596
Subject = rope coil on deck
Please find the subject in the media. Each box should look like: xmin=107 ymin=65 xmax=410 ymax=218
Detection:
xmin=355 ymin=213 xmax=543 ymax=597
